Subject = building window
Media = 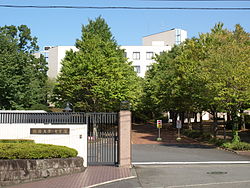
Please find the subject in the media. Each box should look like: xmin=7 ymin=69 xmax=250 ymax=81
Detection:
xmin=133 ymin=52 xmax=140 ymax=60
xmin=133 ymin=66 xmax=141 ymax=73
xmin=146 ymin=52 xmax=154 ymax=60
xmin=124 ymin=52 xmax=127 ymax=58
xmin=176 ymin=29 xmax=181 ymax=45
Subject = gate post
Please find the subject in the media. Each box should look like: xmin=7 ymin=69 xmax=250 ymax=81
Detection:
xmin=119 ymin=110 xmax=131 ymax=167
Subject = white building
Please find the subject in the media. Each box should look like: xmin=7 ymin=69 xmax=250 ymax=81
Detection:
xmin=122 ymin=45 xmax=171 ymax=77
xmin=44 ymin=28 xmax=187 ymax=78
xmin=143 ymin=28 xmax=187 ymax=47
xmin=47 ymin=46 xmax=78 ymax=79
xmin=122 ymin=28 xmax=187 ymax=77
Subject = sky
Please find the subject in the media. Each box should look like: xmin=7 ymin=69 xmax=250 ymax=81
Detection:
xmin=0 ymin=0 xmax=250 ymax=50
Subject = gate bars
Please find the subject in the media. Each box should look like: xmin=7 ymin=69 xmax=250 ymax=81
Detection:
xmin=87 ymin=113 xmax=119 ymax=165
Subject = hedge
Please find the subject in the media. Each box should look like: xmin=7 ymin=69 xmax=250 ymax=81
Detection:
xmin=0 ymin=139 xmax=34 ymax=143
xmin=182 ymin=129 xmax=212 ymax=141
xmin=222 ymin=141 xmax=250 ymax=151
xmin=0 ymin=143 xmax=78 ymax=159
xmin=182 ymin=129 xmax=250 ymax=151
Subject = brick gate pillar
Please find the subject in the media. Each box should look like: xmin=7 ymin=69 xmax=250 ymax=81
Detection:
xmin=119 ymin=110 xmax=131 ymax=167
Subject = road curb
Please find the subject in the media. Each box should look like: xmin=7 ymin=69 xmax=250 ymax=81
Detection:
xmin=132 ymin=161 xmax=250 ymax=165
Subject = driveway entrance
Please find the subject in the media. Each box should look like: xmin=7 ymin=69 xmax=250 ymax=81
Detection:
xmin=132 ymin=123 xmax=199 ymax=145
xmin=132 ymin=123 xmax=250 ymax=163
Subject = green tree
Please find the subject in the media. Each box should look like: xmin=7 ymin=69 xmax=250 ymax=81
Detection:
xmin=147 ymin=23 xmax=250 ymax=140
xmin=53 ymin=17 xmax=141 ymax=112
xmin=199 ymin=24 xmax=250 ymax=139
xmin=0 ymin=25 xmax=48 ymax=110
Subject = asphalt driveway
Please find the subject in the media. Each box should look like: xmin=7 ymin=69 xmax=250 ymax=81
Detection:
xmin=132 ymin=144 xmax=250 ymax=163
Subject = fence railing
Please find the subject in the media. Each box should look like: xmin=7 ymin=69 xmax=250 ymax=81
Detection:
xmin=0 ymin=112 xmax=86 ymax=124
xmin=0 ymin=112 xmax=118 ymax=124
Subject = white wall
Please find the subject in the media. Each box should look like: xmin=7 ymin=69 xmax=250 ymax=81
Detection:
xmin=0 ymin=123 xmax=88 ymax=167
xmin=143 ymin=29 xmax=176 ymax=47
xmin=47 ymin=45 xmax=170 ymax=78
xmin=48 ymin=46 xmax=78 ymax=79
xmin=142 ymin=29 xmax=187 ymax=47
xmin=121 ymin=45 xmax=171 ymax=77
xmin=180 ymin=29 xmax=188 ymax=43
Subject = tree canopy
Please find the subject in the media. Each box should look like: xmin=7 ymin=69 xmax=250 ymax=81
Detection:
xmin=0 ymin=25 xmax=48 ymax=110
xmin=142 ymin=23 xmax=250 ymax=138
xmin=53 ymin=17 xmax=142 ymax=112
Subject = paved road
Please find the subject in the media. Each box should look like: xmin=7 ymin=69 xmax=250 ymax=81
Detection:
xmin=98 ymin=164 xmax=250 ymax=188
xmin=96 ymin=144 xmax=250 ymax=187
xmin=132 ymin=144 xmax=250 ymax=163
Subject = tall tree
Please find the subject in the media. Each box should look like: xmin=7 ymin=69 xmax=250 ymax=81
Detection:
xmin=53 ymin=17 xmax=141 ymax=112
xmin=0 ymin=25 xmax=48 ymax=110
xmin=199 ymin=24 xmax=250 ymax=139
xmin=146 ymin=23 xmax=250 ymax=140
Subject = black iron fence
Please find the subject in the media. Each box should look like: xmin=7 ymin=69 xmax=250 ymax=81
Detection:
xmin=0 ymin=112 xmax=87 ymax=124
xmin=0 ymin=112 xmax=118 ymax=125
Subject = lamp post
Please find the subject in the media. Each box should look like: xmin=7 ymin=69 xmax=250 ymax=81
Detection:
xmin=63 ymin=102 xmax=72 ymax=112
xmin=120 ymin=101 xmax=130 ymax=111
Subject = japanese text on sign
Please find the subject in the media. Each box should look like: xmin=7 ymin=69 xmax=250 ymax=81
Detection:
xmin=30 ymin=128 xmax=70 ymax=135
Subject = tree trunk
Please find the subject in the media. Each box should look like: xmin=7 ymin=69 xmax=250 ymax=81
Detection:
xmin=187 ymin=112 xmax=192 ymax=130
xmin=199 ymin=112 xmax=203 ymax=134
xmin=194 ymin=113 xmax=197 ymax=123
xmin=213 ymin=111 xmax=218 ymax=138
xmin=240 ymin=109 xmax=246 ymax=130
xmin=172 ymin=112 xmax=177 ymax=129
xmin=231 ymin=110 xmax=240 ymax=143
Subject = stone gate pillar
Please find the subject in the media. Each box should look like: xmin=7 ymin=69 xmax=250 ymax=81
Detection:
xmin=119 ymin=110 xmax=131 ymax=167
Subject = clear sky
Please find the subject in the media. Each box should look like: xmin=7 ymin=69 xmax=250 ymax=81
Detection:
xmin=0 ymin=0 xmax=250 ymax=50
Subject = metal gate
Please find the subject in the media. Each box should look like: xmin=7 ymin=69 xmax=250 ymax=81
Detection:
xmin=87 ymin=113 xmax=119 ymax=166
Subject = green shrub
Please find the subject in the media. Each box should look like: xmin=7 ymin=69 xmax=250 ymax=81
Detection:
xmin=182 ymin=129 xmax=202 ymax=139
xmin=209 ymin=137 xmax=226 ymax=146
xmin=222 ymin=141 xmax=250 ymax=151
xmin=182 ymin=129 xmax=212 ymax=141
xmin=0 ymin=139 xmax=34 ymax=143
xmin=29 ymin=104 xmax=52 ymax=112
xmin=200 ymin=133 xmax=212 ymax=141
xmin=0 ymin=143 xmax=78 ymax=159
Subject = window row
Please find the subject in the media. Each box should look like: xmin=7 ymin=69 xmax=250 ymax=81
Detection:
xmin=133 ymin=65 xmax=151 ymax=74
xmin=127 ymin=52 xmax=155 ymax=60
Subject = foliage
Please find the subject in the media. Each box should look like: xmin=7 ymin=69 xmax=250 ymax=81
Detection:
xmin=0 ymin=143 xmax=78 ymax=159
xmin=183 ymin=130 xmax=250 ymax=150
xmin=29 ymin=104 xmax=52 ymax=112
xmin=53 ymin=16 xmax=141 ymax=112
xmin=0 ymin=25 xmax=48 ymax=110
xmin=140 ymin=45 xmax=186 ymax=120
xmin=0 ymin=139 xmax=34 ymax=143
xmin=222 ymin=141 xmax=250 ymax=151
xmin=182 ymin=129 xmax=212 ymax=141
xmin=208 ymin=137 xmax=227 ymax=146
xmin=142 ymin=23 xmax=250 ymax=140
xmin=182 ymin=129 xmax=201 ymax=139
